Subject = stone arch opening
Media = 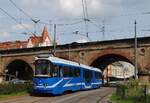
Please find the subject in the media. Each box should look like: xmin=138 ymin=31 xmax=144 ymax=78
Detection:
xmin=91 ymin=54 xmax=135 ymax=83
xmin=5 ymin=59 xmax=33 ymax=80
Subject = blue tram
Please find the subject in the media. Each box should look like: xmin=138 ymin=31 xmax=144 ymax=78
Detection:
xmin=33 ymin=55 xmax=102 ymax=95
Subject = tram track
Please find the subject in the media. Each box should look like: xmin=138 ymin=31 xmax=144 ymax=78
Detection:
xmin=96 ymin=92 xmax=111 ymax=103
xmin=0 ymin=87 xmax=115 ymax=103
xmin=52 ymin=87 xmax=114 ymax=103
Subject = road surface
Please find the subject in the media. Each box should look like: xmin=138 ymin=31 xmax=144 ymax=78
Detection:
xmin=0 ymin=87 xmax=115 ymax=103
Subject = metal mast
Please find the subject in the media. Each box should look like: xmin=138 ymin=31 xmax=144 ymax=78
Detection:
xmin=134 ymin=20 xmax=138 ymax=79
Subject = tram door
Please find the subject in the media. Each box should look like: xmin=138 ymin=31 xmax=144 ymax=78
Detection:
xmin=83 ymin=70 xmax=92 ymax=88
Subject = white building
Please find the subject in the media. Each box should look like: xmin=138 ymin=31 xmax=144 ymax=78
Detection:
xmin=27 ymin=26 xmax=53 ymax=48
xmin=103 ymin=61 xmax=135 ymax=79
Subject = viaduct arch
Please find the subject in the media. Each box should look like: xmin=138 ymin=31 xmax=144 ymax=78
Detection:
xmin=90 ymin=54 xmax=134 ymax=70
xmin=6 ymin=59 xmax=33 ymax=80
xmin=1 ymin=37 xmax=150 ymax=82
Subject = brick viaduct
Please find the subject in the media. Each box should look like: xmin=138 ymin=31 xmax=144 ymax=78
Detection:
xmin=0 ymin=37 xmax=150 ymax=81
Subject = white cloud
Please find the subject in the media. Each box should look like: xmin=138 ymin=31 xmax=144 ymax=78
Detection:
xmin=19 ymin=0 xmax=57 ymax=9
xmin=1 ymin=0 xmax=149 ymax=43
xmin=12 ymin=23 xmax=33 ymax=30
xmin=76 ymin=38 xmax=89 ymax=43
xmin=0 ymin=32 xmax=9 ymax=37
xmin=59 ymin=0 xmax=83 ymax=17
xmin=59 ymin=0 xmax=122 ymax=17
xmin=16 ymin=0 xmax=123 ymax=18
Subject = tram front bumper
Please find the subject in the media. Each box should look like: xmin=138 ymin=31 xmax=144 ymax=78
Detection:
xmin=33 ymin=86 xmax=53 ymax=93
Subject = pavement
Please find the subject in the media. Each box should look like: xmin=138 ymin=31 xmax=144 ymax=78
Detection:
xmin=0 ymin=87 xmax=115 ymax=103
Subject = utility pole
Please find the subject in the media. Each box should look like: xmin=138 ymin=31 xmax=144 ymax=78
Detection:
xmin=68 ymin=44 xmax=70 ymax=60
xmin=134 ymin=20 xmax=138 ymax=79
xmin=49 ymin=20 xmax=52 ymax=32
xmin=53 ymin=24 xmax=56 ymax=54
xmin=107 ymin=67 xmax=109 ymax=86
xmin=102 ymin=20 xmax=105 ymax=40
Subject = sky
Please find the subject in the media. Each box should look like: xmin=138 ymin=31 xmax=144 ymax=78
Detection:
xmin=0 ymin=0 xmax=150 ymax=44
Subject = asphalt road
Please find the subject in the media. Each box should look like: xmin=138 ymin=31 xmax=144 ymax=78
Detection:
xmin=0 ymin=87 xmax=115 ymax=103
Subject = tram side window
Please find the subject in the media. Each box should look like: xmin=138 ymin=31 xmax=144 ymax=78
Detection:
xmin=95 ymin=72 xmax=98 ymax=79
xmin=89 ymin=71 xmax=93 ymax=80
xmin=95 ymin=72 xmax=101 ymax=79
xmin=74 ymin=68 xmax=80 ymax=77
xmin=63 ymin=66 xmax=71 ymax=77
xmin=59 ymin=66 xmax=63 ymax=77
xmin=52 ymin=65 xmax=60 ymax=77
xmin=69 ymin=67 xmax=73 ymax=77
xmin=83 ymin=70 xmax=93 ymax=82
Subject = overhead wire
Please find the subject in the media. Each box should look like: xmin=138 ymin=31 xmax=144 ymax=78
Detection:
xmin=143 ymin=12 xmax=150 ymax=14
xmin=87 ymin=11 xmax=150 ymax=34
xmin=81 ymin=0 xmax=105 ymax=39
xmin=10 ymin=0 xmax=105 ymax=40
xmin=0 ymin=8 xmax=18 ymax=23
xmin=84 ymin=0 xmax=89 ymax=37
xmin=9 ymin=0 xmax=84 ymax=27
xmin=7 ymin=0 xmax=150 ymax=40
xmin=81 ymin=0 xmax=89 ymax=37
xmin=81 ymin=0 xmax=86 ymax=21
xmin=9 ymin=0 xmax=33 ymax=20
xmin=9 ymin=0 xmax=87 ymax=43
xmin=0 ymin=7 xmax=33 ymax=35
xmin=9 ymin=0 xmax=42 ymax=35
xmin=84 ymin=0 xmax=89 ymax=19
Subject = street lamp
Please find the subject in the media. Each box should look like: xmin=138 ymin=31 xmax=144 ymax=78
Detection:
xmin=31 ymin=19 xmax=40 ymax=34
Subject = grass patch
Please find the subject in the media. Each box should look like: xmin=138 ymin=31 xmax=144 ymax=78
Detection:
xmin=110 ymin=79 xmax=150 ymax=103
xmin=110 ymin=93 xmax=136 ymax=103
xmin=0 ymin=91 xmax=28 ymax=101
xmin=110 ymin=93 xmax=150 ymax=103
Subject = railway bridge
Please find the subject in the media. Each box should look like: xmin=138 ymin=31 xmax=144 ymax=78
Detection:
xmin=0 ymin=37 xmax=150 ymax=81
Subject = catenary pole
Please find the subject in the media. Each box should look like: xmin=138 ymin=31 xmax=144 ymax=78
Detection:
xmin=134 ymin=20 xmax=138 ymax=79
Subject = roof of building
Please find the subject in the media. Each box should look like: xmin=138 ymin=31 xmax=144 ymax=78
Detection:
xmin=0 ymin=41 xmax=27 ymax=50
xmin=0 ymin=26 xmax=52 ymax=50
xmin=28 ymin=26 xmax=52 ymax=46
xmin=42 ymin=26 xmax=50 ymax=41
xmin=28 ymin=36 xmax=42 ymax=45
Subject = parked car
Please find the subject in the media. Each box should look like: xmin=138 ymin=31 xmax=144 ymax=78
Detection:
xmin=108 ymin=81 xmax=117 ymax=87
xmin=9 ymin=79 xmax=29 ymax=84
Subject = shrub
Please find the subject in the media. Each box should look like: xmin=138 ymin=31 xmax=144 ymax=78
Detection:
xmin=0 ymin=82 xmax=32 ymax=95
xmin=115 ymin=79 xmax=150 ymax=103
xmin=116 ymin=83 xmax=127 ymax=99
